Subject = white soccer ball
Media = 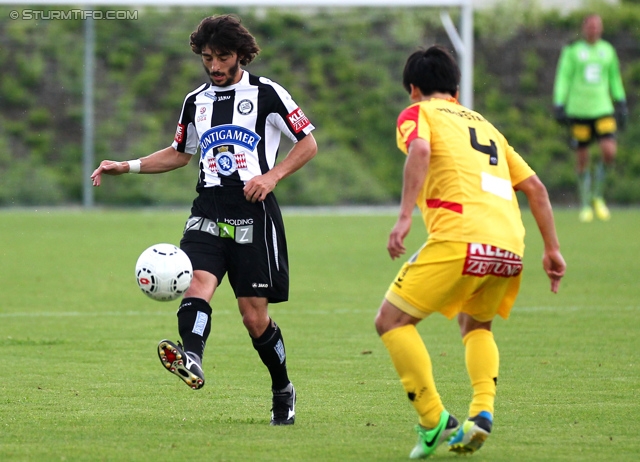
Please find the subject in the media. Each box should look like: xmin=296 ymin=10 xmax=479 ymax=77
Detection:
xmin=135 ymin=243 xmax=193 ymax=302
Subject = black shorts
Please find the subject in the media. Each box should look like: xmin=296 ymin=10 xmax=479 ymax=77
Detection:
xmin=569 ymin=115 xmax=616 ymax=148
xmin=180 ymin=186 xmax=289 ymax=303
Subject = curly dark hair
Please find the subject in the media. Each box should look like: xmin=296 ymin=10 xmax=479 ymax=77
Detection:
xmin=190 ymin=14 xmax=260 ymax=66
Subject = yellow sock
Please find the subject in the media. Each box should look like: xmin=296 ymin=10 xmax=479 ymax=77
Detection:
xmin=381 ymin=325 xmax=444 ymax=428
xmin=463 ymin=328 xmax=499 ymax=417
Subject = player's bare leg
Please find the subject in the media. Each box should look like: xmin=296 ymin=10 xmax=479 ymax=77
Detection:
xmin=593 ymin=137 xmax=616 ymax=221
xmin=576 ymin=146 xmax=594 ymax=222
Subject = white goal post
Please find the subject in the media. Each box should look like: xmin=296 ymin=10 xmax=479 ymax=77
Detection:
xmin=1 ymin=0 xmax=473 ymax=207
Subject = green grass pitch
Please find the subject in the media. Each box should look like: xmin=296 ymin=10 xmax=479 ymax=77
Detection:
xmin=0 ymin=208 xmax=638 ymax=461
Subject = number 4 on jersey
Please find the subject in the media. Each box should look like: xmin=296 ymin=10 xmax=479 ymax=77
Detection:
xmin=469 ymin=127 xmax=498 ymax=165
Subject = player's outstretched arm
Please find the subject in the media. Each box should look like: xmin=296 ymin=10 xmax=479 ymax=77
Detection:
xmin=514 ymin=175 xmax=566 ymax=293
xmin=91 ymin=146 xmax=192 ymax=187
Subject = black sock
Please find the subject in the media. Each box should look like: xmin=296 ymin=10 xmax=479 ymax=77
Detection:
xmin=177 ymin=297 xmax=212 ymax=359
xmin=251 ymin=319 xmax=290 ymax=391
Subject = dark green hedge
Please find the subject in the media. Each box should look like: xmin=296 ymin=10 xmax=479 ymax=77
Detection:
xmin=0 ymin=4 xmax=638 ymax=206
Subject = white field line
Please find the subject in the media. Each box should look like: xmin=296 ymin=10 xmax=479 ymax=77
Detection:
xmin=0 ymin=205 xmax=403 ymax=216
xmin=0 ymin=305 xmax=638 ymax=318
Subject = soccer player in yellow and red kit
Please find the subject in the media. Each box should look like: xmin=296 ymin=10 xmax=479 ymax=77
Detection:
xmin=374 ymin=46 xmax=566 ymax=459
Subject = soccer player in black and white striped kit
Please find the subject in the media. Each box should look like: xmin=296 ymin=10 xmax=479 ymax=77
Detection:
xmin=91 ymin=14 xmax=317 ymax=425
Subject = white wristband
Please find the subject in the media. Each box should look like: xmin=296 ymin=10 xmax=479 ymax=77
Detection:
xmin=127 ymin=159 xmax=141 ymax=174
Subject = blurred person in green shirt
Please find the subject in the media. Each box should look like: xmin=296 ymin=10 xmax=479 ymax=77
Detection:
xmin=553 ymin=14 xmax=627 ymax=222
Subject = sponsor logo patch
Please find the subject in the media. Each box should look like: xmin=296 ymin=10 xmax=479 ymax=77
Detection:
xmin=204 ymin=91 xmax=232 ymax=102
xmin=192 ymin=311 xmax=208 ymax=336
xmin=199 ymin=124 xmax=261 ymax=158
xmin=174 ymin=123 xmax=186 ymax=143
xmin=287 ymin=107 xmax=311 ymax=133
xmin=274 ymin=339 xmax=286 ymax=364
xmin=462 ymin=243 xmax=522 ymax=278
xmin=183 ymin=216 xmax=253 ymax=244
xmin=197 ymin=107 xmax=207 ymax=122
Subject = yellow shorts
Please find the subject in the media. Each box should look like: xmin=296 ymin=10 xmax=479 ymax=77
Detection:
xmin=385 ymin=240 xmax=523 ymax=322
xmin=570 ymin=116 xmax=616 ymax=146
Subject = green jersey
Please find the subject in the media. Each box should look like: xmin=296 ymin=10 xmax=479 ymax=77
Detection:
xmin=553 ymin=39 xmax=626 ymax=118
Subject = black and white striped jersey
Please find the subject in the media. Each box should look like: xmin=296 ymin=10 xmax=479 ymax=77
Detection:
xmin=171 ymin=71 xmax=315 ymax=189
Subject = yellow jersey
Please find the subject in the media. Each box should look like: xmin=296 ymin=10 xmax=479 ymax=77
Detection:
xmin=396 ymin=98 xmax=535 ymax=256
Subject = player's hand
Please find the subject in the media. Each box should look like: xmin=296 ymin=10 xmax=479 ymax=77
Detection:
xmin=243 ymin=173 xmax=277 ymax=203
xmin=614 ymin=101 xmax=628 ymax=131
xmin=542 ymin=249 xmax=566 ymax=294
xmin=90 ymin=160 xmax=129 ymax=187
xmin=553 ymin=105 xmax=568 ymax=126
xmin=387 ymin=215 xmax=412 ymax=260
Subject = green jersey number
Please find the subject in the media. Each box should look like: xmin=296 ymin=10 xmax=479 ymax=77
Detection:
xmin=584 ymin=63 xmax=602 ymax=84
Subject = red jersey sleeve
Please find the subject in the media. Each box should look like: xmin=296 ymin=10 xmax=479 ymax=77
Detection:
xmin=396 ymin=104 xmax=430 ymax=154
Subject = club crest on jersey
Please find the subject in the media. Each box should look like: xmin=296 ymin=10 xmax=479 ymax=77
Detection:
xmin=207 ymin=148 xmax=248 ymax=175
xmin=214 ymin=150 xmax=238 ymax=176
xmin=199 ymin=124 xmax=261 ymax=158
xmin=237 ymin=99 xmax=254 ymax=115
